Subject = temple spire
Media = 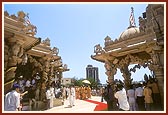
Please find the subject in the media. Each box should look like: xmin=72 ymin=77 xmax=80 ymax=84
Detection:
xmin=129 ymin=7 xmax=136 ymax=27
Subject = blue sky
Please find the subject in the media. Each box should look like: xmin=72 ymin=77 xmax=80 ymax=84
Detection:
xmin=3 ymin=2 xmax=153 ymax=84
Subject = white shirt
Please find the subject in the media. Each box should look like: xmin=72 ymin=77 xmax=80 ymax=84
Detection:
xmin=31 ymin=79 xmax=36 ymax=85
xmin=135 ymin=87 xmax=144 ymax=98
xmin=25 ymin=80 xmax=31 ymax=87
xmin=114 ymin=88 xmax=130 ymax=110
xmin=68 ymin=87 xmax=75 ymax=97
xmin=50 ymin=87 xmax=55 ymax=98
xmin=4 ymin=90 xmax=20 ymax=111
xmin=46 ymin=89 xmax=52 ymax=100
xmin=71 ymin=87 xmax=76 ymax=97
xmin=127 ymin=89 xmax=136 ymax=103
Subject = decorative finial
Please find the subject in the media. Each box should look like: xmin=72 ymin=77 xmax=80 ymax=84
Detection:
xmin=129 ymin=7 xmax=136 ymax=27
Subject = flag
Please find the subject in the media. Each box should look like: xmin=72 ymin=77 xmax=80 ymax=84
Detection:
xmin=25 ymin=19 xmax=31 ymax=25
xmin=129 ymin=7 xmax=136 ymax=27
xmin=25 ymin=13 xmax=31 ymax=25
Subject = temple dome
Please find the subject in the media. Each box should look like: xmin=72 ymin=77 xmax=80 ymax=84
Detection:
xmin=119 ymin=26 xmax=140 ymax=40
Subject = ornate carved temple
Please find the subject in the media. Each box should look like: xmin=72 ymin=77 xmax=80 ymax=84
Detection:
xmin=91 ymin=4 xmax=164 ymax=110
xmin=4 ymin=11 xmax=69 ymax=95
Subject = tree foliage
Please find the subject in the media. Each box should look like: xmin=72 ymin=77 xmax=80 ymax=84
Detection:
xmin=73 ymin=77 xmax=84 ymax=86
xmin=72 ymin=76 xmax=101 ymax=89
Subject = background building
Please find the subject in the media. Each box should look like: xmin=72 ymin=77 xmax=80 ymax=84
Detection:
xmin=61 ymin=78 xmax=74 ymax=86
xmin=86 ymin=65 xmax=100 ymax=83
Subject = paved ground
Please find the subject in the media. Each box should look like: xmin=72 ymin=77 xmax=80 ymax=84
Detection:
xmin=45 ymin=96 xmax=107 ymax=113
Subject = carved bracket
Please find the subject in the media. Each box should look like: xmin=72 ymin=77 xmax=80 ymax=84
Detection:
xmin=94 ymin=44 xmax=105 ymax=55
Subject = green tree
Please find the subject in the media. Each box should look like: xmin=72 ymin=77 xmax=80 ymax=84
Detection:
xmin=86 ymin=77 xmax=99 ymax=89
xmin=73 ymin=77 xmax=84 ymax=86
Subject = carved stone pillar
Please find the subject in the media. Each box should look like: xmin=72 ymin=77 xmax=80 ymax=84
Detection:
xmin=4 ymin=36 xmax=24 ymax=93
xmin=149 ymin=49 xmax=164 ymax=109
xmin=104 ymin=60 xmax=118 ymax=110
xmin=41 ymin=57 xmax=50 ymax=83
xmin=120 ymin=65 xmax=132 ymax=90
xmin=155 ymin=66 xmax=164 ymax=109
xmin=57 ymin=71 xmax=62 ymax=87
xmin=104 ymin=61 xmax=116 ymax=84
xmin=29 ymin=55 xmax=42 ymax=76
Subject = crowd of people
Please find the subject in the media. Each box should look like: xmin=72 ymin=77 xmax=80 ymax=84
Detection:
xmin=4 ymin=75 xmax=63 ymax=111
xmin=4 ymin=75 xmax=93 ymax=111
xmin=4 ymin=75 xmax=162 ymax=111
xmin=101 ymin=78 xmax=162 ymax=111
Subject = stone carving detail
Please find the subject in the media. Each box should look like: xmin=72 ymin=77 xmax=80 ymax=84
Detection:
xmin=139 ymin=16 xmax=147 ymax=32
xmin=119 ymin=64 xmax=132 ymax=90
xmin=54 ymin=59 xmax=62 ymax=67
xmin=4 ymin=11 xmax=37 ymax=36
xmin=21 ymin=12 xmax=37 ymax=36
xmin=104 ymin=36 xmax=112 ymax=46
xmin=7 ymin=42 xmax=24 ymax=67
xmin=145 ymin=5 xmax=164 ymax=37
xmin=42 ymin=38 xmax=50 ymax=46
xmin=42 ymin=71 xmax=48 ymax=82
xmin=50 ymin=61 xmax=55 ymax=77
xmin=151 ymin=5 xmax=164 ymax=30
xmin=23 ymin=24 xmax=37 ymax=36
xmin=52 ymin=47 xmax=59 ymax=55
xmin=4 ymin=41 xmax=24 ymax=83
xmin=104 ymin=60 xmax=117 ymax=79
xmin=44 ymin=60 xmax=50 ymax=72
xmin=118 ymin=54 xmax=148 ymax=71
xmin=11 ymin=15 xmax=17 ymax=20
xmin=4 ymin=11 xmax=9 ymax=16
xmin=150 ymin=50 xmax=160 ymax=65
xmin=104 ymin=36 xmax=111 ymax=43
xmin=94 ymin=44 xmax=105 ymax=54
xmin=10 ymin=42 xmax=22 ymax=57
xmin=63 ymin=64 xmax=68 ymax=69
xmin=21 ymin=53 xmax=28 ymax=65
xmin=148 ymin=63 xmax=159 ymax=72
xmin=29 ymin=55 xmax=50 ymax=83
xmin=29 ymin=55 xmax=43 ymax=73
xmin=116 ymin=54 xmax=151 ymax=88
xmin=145 ymin=5 xmax=153 ymax=31
xmin=130 ymin=64 xmax=141 ymax=73
xmin=4 ymin=43 xmax=9 ymax=70
xmin=17 ymin=11 xmax=26 ymax=23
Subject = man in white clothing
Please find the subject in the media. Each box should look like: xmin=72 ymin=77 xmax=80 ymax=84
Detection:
xmin=49 ymin=85 xmax=55 ymax=108
xmin=135 ymin=83 xmax=145 ymax=111
xmin=4 ymin=84 xmax=22 ymax=111
xmin=68 ymin=85 xmax=75 ymax=107
xmin=114 ymin=84 xmax=130 ymax=111
xmin=46 ymin=86 xmax=52 ymax=109
xmin=127 ymin=84 xmax=136 ymax=111
xmin=71 ymin=85 xmax=76 ymax=106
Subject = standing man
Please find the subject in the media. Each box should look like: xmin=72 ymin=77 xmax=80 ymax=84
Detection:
xmin=46 ymin=86 xmax=51 ymax=109
xmin=49 ymin=84 xmax=55 ymax=108
xmin=144 ymin=83 xmax=153 ymax=111
xmin=127 ymin=84 xmax=136 ymax=111
xmin=71 ymin=85 xmax=76 ymax=106
xmin=114 ymin=84 xmax=130 ymax=111
xmin=147 ymin=78 xmax=161 ymax=110
xmin=68 ymin=85 xmax=75 ymax=107
xmin=4 ymin=84 xmax=22 ymax=111
xmin=135 ymin=83 xmax=145 ymax=111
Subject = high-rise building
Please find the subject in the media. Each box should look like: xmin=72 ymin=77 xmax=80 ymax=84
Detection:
xmin=86 ymin=65 xmax=100 ymax=83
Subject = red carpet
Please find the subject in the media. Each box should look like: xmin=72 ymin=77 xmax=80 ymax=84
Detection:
xmin=84 ymin=99 xmax=107 ymax=111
